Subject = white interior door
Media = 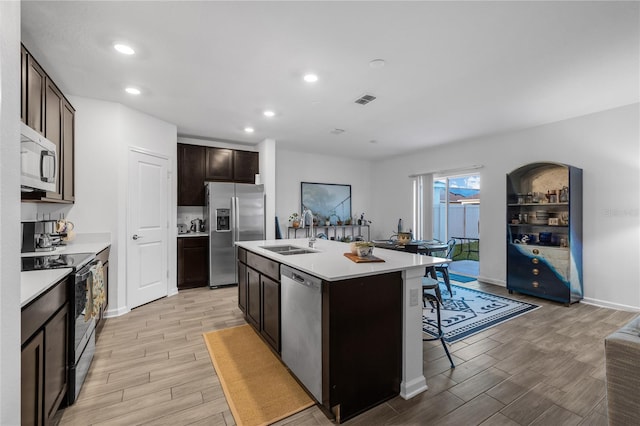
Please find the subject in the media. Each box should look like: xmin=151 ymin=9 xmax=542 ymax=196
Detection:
xmin=127 ymin=149 xmax=169 ymax=309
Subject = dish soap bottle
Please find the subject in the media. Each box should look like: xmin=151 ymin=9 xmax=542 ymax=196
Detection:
xmin=397 ymin=218 xmax=403 ymax=233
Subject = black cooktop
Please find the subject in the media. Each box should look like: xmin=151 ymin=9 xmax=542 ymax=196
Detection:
xmin=21 ymin=252 xmax=95 ymax=272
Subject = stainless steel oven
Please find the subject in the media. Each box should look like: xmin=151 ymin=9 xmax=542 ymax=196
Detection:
xmin=21 ymin=252 xmax=97 ymax=405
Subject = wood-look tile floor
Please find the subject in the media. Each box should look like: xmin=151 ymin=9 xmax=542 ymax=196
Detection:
xmin=59 ymin=282 xmax=637 ymax=426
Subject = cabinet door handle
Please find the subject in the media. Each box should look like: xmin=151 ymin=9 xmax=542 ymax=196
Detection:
xmin=532 ymin=281 xmax=540 ymax=288
xmin=132 ymin=234 xmax=143 ymax=240
xmin=532 ymin=268 xmax=540 ymax=275
xmin=532 ymin=258 xmax=539 ymax=264
xmin=533 ymin=249 xmax=539 ymax=255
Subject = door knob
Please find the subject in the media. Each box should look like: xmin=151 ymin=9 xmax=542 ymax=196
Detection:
xmin=132 ymin=234 xmax=143 ymax=240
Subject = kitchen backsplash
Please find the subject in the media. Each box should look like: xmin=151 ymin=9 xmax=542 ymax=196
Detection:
xmin=177 ymin=206 xmax=206 ymax=232
xmin=21 ymin=202 xmax=72 ymax=221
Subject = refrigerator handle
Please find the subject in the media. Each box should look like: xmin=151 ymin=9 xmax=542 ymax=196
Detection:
xmin=235 ymin=196 xmax=240 ymax=242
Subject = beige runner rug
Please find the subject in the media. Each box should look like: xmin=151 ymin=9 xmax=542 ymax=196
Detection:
xmin=203 ymin=324 xmax=314 ymax=426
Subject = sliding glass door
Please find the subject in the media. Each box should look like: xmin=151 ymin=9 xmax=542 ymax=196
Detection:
xmin=433 ymin=174 xmax=480 ymax=274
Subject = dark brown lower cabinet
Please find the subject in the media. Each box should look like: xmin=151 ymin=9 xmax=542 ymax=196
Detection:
xmin=237 ymin=262 xmax=247 ymax=313
xmin=261 ymin=275 xmax=280 ymax=350
xmin=246 ymin=267 xmax=261 ymax=329
xmin=238 ymin=248 xmax=281 ymax=353
xmin=44 ymin=305 xmax=69 ymax=420
xmin=21 ymin=330 xmax=44 ymax=426
xmin=322 ymin=272 xmax=403 ymax=423
xmin=177 ymin=237 xmax=209 ymax=289
xmin=21 ymin=275 xmax=70 ymax=425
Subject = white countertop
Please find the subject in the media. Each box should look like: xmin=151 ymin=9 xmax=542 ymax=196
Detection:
xmin=21 ymin=236 xmax=111 ymax=258
xmin=177 ymin=232 xmax=208 ymax=238
xmin=21 ymin=268 xmax=73 ymax=308
xmin=236 ymin=238 xmax=449 ymax=281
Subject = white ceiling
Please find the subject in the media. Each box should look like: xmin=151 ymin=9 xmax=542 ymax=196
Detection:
xmin=20 ymin=1 xmax=639 ymax=160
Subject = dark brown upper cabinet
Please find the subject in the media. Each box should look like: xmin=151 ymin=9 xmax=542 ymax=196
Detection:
xmin=233 ymin=150 xmax=260 ymax=183
xmin=26 ymin=53 xmax=46 ymax=135
xmin=205 ymin=147 xmax=234 ymax=181
xmin=21 ymin=43 xmax=75 ymax=204
xmin=205 ymin=147 xmax=259 ymax=183
xmin=62 ymin=99 xmax=75 ymax=202
xmin=178 ymin=143 xmax=206 ymax=206
xmin=44 ymin=79 xmax=63 ymax=200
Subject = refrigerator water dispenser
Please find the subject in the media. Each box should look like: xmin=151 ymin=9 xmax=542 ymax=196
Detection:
xmin=216 ymin=209 xmax=230 ymax=231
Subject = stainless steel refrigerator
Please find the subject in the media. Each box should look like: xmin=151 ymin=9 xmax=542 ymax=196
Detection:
xmin=206 ymin=182 xmax=265 ymax=288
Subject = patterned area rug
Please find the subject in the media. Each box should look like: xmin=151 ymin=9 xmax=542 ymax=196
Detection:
xmin=449 ymin=273 xmax=476 ymax=283
xmin=423 ymin=284 xmax=539 ymax=343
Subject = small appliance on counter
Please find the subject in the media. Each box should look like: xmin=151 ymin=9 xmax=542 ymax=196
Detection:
xmin=190 ymin=218 xmax=205 ymax=233
xmin=21 ymin=219 xmax=74 ymax=252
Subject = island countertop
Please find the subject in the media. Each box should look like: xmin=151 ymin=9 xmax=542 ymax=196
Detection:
xmin=235 ymin=238 xmax=448 ymax=281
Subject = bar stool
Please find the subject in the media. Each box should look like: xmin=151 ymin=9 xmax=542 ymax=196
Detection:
xmin=422 ymin=276 xmax=455 ymax=368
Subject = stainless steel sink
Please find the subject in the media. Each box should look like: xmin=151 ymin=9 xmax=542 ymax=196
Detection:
xmin=261 ymin=245 xmax=318 ymax=255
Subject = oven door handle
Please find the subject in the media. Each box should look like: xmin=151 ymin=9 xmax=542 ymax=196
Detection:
xmin=75 ymin=261 xmax=97 ymax=282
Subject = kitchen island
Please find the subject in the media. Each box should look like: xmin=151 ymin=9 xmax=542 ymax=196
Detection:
xmin=236 ymin=238 xmax=448 ymax=422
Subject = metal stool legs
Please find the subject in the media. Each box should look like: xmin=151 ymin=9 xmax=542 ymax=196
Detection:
xmin=422 ymin=278 xmax=455 ymax=369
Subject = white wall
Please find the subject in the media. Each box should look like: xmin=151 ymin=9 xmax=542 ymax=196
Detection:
xmin=372 ymin=103 xmax=640 ymax=310
xmin=66 ymin=96 xmax=177 ymax=315
xmin=258 ymin=138 xmax=277 ymax=239
xmin=275 ymin=149 xmax=373 ymax=238
xmin=0 ymin=3 xmax=22 ymax=423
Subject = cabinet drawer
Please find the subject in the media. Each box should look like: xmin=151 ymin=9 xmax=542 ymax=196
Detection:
xmin=246 ymin=252 xmax=280 ymax=282
xmin=238 ymin=247 xmax=247 ymax=263
xmin=181 ymin=236 xmax=208 ymax=248
xmin=22 ymin=276 xmax=69 ymax=345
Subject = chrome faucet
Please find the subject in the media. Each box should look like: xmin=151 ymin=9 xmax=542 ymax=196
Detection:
xmin=302 ymin=208 xmax=315 ymax=248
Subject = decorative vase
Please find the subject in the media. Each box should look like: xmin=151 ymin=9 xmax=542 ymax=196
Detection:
xmin=292 ymin=220 xmax=300 ymax=228
xmin=325 ymin=221 xmax=330 ymax=226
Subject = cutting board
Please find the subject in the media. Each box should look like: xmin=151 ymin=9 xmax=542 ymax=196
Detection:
xmin=343 ymin=253 xmax=385 ymax=263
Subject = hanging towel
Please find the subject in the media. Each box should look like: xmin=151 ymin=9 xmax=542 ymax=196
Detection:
xmin=85 ymin=261 xmax=105 ymax=320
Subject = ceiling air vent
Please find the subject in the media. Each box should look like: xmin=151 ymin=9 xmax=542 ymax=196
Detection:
xmin=354 ymin=93 xmax=377 ymax=106
xmin=330 ymin=128 xmax=345 ymax=135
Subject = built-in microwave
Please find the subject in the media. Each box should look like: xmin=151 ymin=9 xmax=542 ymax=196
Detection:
xmin=20 ymin=121 xmax=57 ymax=192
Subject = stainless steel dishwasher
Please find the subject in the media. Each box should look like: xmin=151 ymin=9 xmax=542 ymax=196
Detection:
xmin=281 ymin=265 xmax=322 ymax=402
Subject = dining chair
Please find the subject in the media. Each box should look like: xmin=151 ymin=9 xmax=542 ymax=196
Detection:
xmin=429 ymin=238 xmax=456 ymax=296
xmin=422 ymin=276 xmax=455 ymax=368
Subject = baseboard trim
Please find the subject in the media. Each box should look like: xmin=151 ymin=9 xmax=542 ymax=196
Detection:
xmin=477 ymin=275 xmax=505 ymax=286
xmin=581 ymin=297 xmax=640 ymax=312
xmin=105 ymin=305 xmax=130 ymax=318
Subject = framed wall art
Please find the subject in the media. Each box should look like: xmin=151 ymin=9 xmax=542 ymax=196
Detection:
xmin=301 ymin=182 xmax=352 ymax=225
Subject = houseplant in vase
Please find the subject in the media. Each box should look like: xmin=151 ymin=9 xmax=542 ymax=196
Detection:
xmin=289 ymin=212 xmax=300 ymax=228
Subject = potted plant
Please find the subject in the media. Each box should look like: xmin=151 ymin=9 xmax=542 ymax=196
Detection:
xmin=289 ymin=212 xmax=300 ymax=228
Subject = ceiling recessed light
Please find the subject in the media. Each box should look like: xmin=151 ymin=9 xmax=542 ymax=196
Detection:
xmin=244 ymin=127 xmax=254 ymax=133
xmin=303 ymin=73 xmax=318 ymax=83
xmin=125 ymin=87 xmax=141 ymax=95
xmin=114 ymin=43 xmax=135 ymax=55
xmin=369 ymin=59 xmax=386 ymax=69
xmin=263 ymin=110 xmax=275 ymax=117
